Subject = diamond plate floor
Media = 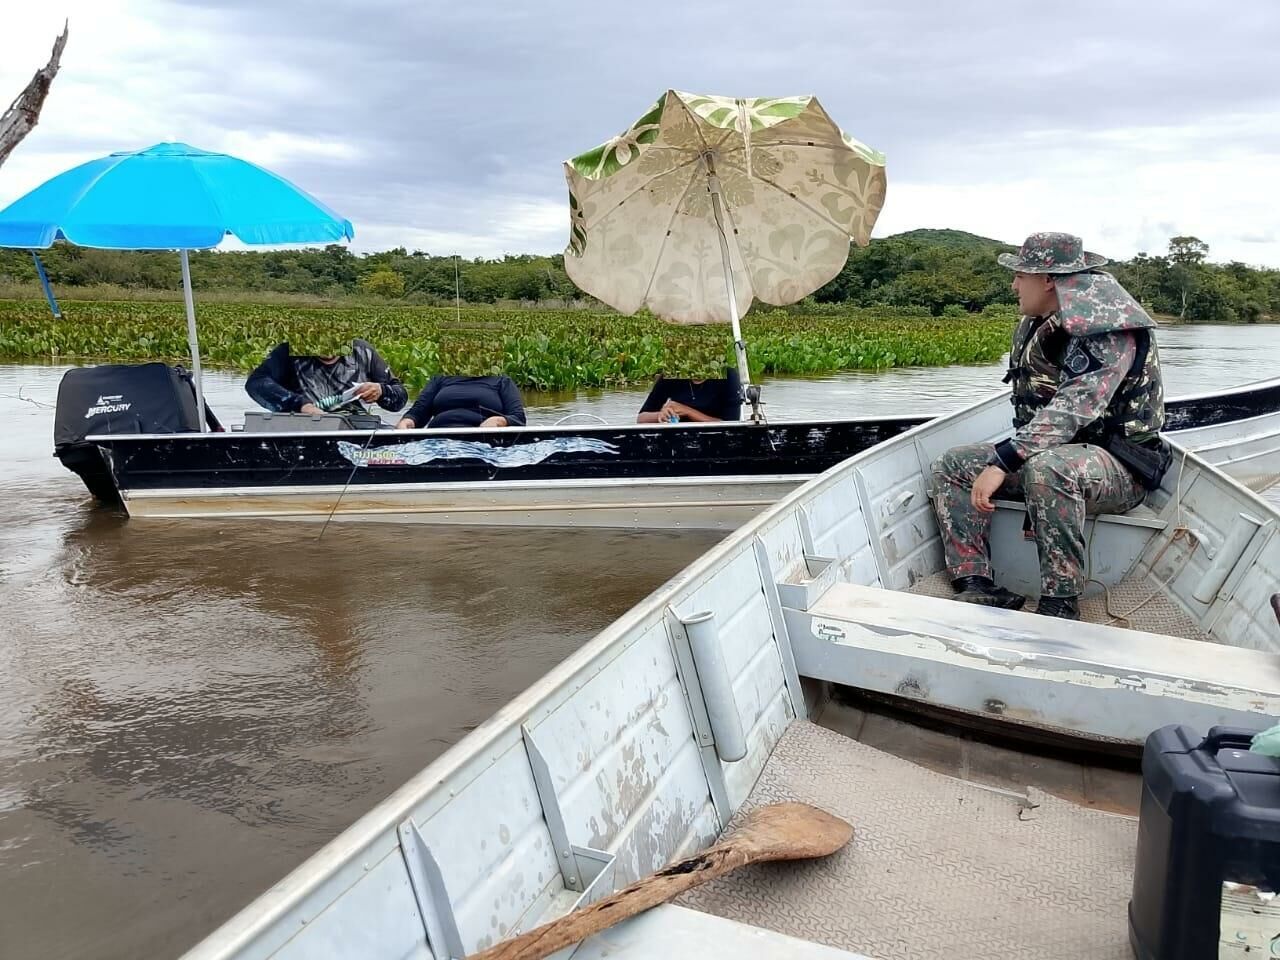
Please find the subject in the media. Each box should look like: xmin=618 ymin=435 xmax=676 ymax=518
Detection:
xmin=679 ymin=721 xmax=1137 ymax=960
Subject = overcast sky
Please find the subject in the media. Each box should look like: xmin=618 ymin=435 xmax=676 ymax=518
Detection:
xmin=3 ymin=1 xmax=1278 ymax=266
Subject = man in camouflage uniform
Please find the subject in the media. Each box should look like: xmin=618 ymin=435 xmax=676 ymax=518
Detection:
xmin=929 ymin=232 xmax=1167 ymax=620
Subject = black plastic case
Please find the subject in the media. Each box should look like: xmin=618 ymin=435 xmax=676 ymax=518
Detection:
xmin=1129 ymin=724 xmax=1280 ymax=959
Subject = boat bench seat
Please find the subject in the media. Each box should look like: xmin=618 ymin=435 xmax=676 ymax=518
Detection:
xmin=983 ymin=498 xmax=1167 ymax=594
xmin=992 ymin=498 xmax=1167 ymax=530
xmin=573 ymin=904 xmax=872 ymax=960
xmin=783 ymin=582 xmax=1280 ymax=745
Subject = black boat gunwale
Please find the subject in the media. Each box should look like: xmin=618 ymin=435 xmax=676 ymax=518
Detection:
xmin=84 ymin=374 xmax=1280 ymax=445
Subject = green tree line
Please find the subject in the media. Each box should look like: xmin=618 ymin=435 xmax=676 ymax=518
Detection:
xmin=1 ymin=229 xmax=1276 ymax=323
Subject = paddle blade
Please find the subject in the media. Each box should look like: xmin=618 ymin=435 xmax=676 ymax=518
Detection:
xmin=466 ymin=802 xmax=851 ymax=960
xmin=732 ymin=802 xmax=853 ymax=861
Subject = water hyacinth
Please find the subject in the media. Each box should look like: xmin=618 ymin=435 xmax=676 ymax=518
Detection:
xmin=0 ymin=300 xmax=1017 ymax=392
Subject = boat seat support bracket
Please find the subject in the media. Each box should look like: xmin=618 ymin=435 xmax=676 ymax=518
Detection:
xmin=521 ymin=724 xmax=615 ymax=897
xmin=752 ymin=536 xmax=809 ymax=720
xmin=397 ymin=818 xmax=467 ymax=960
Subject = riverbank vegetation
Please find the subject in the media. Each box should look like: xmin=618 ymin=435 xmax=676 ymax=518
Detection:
xmin=1 ymin=229 xmax=1275 ymax=390
xmin=0 ymin=299 xmax=1017 ymax=391
xmin=1 ymin=229 xmax=1276 ymax=323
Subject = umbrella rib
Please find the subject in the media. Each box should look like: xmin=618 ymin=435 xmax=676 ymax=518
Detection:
xmin=637 ymin=167 xmax=706 ymax=306
xmin=676 ymin=95 xmax=717 ymax=155
xmin=708 ymin=124 xmax=739 ymax=153
xmin=749 ymin=138 xmax=858 ymax=149
xmin=714 ymin=156 xmax=851 ymax=236
xmin=32 ymin=155 xmax=131 ymax=247
xmin=580 ymin=154 xmax=703 ymax=232
xmin=186 ymin=162 xmax=231 ymax=247
xmin=228 ymin=157 xmax=352 ymax=238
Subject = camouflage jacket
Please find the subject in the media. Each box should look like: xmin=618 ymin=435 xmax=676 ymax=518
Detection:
xmin=993 ymin=271 xmax=1165 ymax=472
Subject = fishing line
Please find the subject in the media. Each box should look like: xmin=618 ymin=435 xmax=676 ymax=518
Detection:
xmin=317 ymin=419 xmax=381 ymax=541
xmin=0 ymin=387 xmax=55 ymax=408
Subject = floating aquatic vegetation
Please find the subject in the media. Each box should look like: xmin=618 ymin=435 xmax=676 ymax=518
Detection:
xmin=0 ymin=300 xmax=1017 ymax=391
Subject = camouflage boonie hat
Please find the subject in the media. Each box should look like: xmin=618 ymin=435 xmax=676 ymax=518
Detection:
xmin=997 ymin=232 xmax=1108 ymax=274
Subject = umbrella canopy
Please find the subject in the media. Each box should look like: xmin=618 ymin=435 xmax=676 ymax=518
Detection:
xmin=563 ymin=91 xmax=886 ymax=327
xmin=0 ymin=141 xmax=353 ymax=249
xmin=0 ymin=142 xmax=354 ymax=429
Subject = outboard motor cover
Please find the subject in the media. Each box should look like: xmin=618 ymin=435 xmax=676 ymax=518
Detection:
xmin=54 ymin=362 xmax=202 ymax=449
xmin=53 ymin=362 xmax=211 ymax=503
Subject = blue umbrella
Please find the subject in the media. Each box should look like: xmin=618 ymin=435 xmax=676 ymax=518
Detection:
xmin=0 ymin=142 xmax=354 ymax=428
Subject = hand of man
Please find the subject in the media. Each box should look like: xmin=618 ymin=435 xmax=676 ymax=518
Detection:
xmin=660 ymin=400 xmax=691 ymax=421
xmin=480 ymin=415 xmax=508 ymax=428
xmin=395 ymin=417 xmax=417 ymax=430
xmin=970 ymin=465 xmax=1007 ymax=513
xmin=299 ymin=402 xmax=323 ymax=415
xmin=355 ymin=382 xmax=382 ymax=403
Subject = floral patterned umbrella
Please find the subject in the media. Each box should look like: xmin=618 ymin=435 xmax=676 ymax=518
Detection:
xmin=563 ymin=91 xmax=887 ymax=415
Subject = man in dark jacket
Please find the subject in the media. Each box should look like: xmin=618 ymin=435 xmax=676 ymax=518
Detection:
xmin=929 ymin=232 xmax=1167 ymax=621
xmin=245 ymin=338 xmax=408 ymax=417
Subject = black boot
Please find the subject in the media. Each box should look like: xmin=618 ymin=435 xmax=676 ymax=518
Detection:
xmin=951 ymin=576 xmax=1026 ymax=610
xmin=1036 ymin=595 xmax=1080 ymax=620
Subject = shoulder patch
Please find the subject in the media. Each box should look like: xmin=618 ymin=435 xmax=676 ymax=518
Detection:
xmin=1062 ymin=339 xmax=1104 ymax=377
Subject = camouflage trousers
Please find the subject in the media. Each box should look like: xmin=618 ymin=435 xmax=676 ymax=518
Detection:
xmin=929 ymin=442 xmax=1146 ymax=598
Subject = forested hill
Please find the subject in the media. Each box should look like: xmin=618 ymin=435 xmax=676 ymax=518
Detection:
xmin=0 ymin=229 xmax=1275 ymax=323
xmin=883 ymin=228 xmax=1011 ymax=249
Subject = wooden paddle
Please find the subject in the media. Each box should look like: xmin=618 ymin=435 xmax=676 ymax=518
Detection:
xmin=468 ymin=801 xmax=852 ymax=960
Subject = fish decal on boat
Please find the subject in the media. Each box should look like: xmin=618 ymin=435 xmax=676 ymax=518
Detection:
xmin=337 ymin=436 xmax=621 ymax=468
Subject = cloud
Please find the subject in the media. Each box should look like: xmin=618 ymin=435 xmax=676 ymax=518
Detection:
xmin=2 ymin=0 xmax=1278 ymax=265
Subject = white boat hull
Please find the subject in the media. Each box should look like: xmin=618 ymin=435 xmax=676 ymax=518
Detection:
xmin=120 ymin=474 xmax=806 ymax=529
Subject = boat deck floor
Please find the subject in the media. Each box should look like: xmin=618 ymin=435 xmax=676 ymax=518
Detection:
xmin=906 ymin=568 xmax=1210 ymax=642
xmin=813 ymin=695 xmax=1143 ymax=815
xmin=1246 ymin=473 xmax=1280 ymax=493
xmin=678 ymin=719 xmax=1138 ymax=960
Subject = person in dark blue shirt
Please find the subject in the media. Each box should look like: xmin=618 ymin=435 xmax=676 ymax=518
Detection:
xmin=245 ymin=338 xmax=407 ymax=416
xmin=395 ymin=375 xmax=527 ymax=429
xmin=636 ymin=368 xmax=741 ymax=424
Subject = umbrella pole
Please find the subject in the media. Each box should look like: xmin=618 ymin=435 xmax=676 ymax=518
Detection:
xmin=179 ymin=249 xmax=206 ymax=432
xmin=705 ymin=158 xmax=761 ymax=422
xmin=31 ymin=252 xmax=62 ymax=319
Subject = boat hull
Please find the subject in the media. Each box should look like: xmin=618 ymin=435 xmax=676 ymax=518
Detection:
xmin=120 ymin=475 xmax=805 ymax=528
xmin=179 ymin=389 xmax=1280 ymax=960
xmin=88 ymin=418 xmax=914 ymax=526
xmin=71 ymin=376 xmax=1280 ymax=526
xmin=1162 ymin=407 xmax=1280 ymax=491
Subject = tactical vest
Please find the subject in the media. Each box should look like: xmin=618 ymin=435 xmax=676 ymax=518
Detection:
xmin=1003 ymin=313 xmax=1165 ymax=443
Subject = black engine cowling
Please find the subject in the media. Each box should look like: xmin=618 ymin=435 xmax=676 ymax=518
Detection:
xmin=53 ymin=363 xmax=220 ymax=503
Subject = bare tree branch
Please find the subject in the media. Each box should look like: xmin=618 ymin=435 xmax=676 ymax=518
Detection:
xmin=0 ymin=23 xmax=69 ymax=171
